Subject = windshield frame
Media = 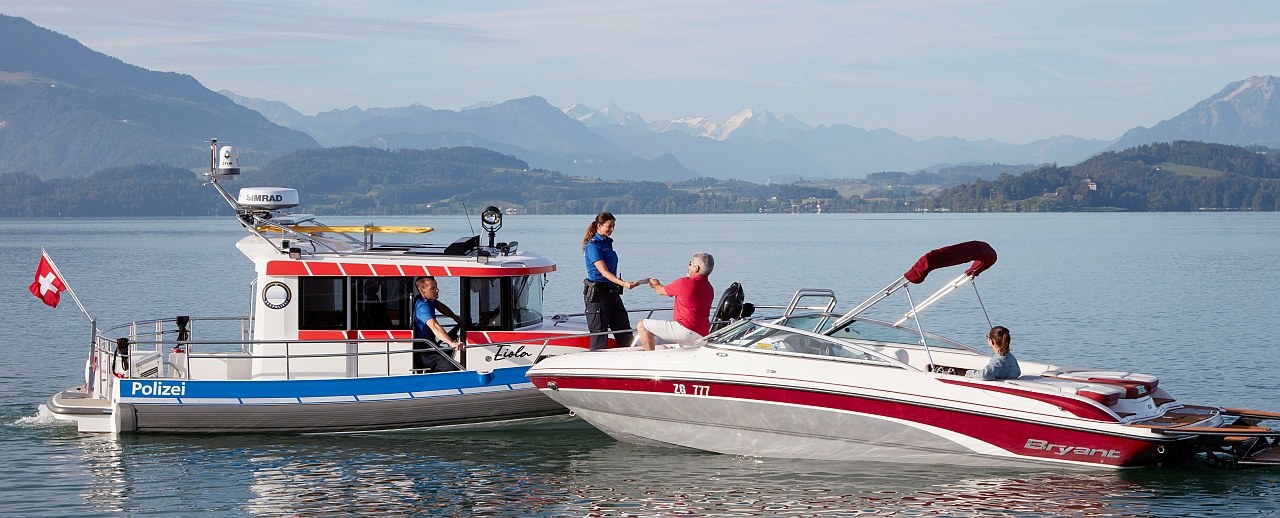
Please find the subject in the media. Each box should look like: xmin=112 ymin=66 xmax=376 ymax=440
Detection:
xmin=703 ymin=318 xmax=916 ymax=370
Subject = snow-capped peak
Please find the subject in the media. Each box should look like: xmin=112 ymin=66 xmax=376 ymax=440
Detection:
xmin=562 ymin=103 xmax=647 ymax=127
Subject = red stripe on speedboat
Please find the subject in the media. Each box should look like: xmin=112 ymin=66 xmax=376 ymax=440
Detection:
xmin=400 ymin=265 xmax=427 ymax=276
xmin=266 ymin=260 xmax=309 ymax=276
xmin=531 ymin=376 xmax=1156 ymax=466
xmin=372 ymin=264 xmax=402 ymax=276
xmin=306 ymin=261 xmax=342 ymax=275
xmin=938 ymin=379 xmax=1118 ymax=421
xmin=341 ymin=263 xmax=374 ymax=276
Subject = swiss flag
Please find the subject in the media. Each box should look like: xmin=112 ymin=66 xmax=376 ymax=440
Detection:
xmin=29 ymin=253 xmax=66 ymax=308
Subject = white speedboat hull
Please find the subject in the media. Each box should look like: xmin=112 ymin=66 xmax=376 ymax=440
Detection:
xmin=529 ymin=241 xmax=1280 ymax=469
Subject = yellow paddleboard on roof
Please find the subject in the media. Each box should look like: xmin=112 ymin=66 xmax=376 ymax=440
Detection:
xmin=256 ymin=225 xmax=433 ymax=234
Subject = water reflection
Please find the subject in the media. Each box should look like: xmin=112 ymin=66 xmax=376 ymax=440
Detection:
xmin=54 ymin=423 xmax=1280 ymax=516
xmin=78 ymin=436 xmax=131 ymax=514
xmin=550 ymin=440 xmax=1154 ymax=516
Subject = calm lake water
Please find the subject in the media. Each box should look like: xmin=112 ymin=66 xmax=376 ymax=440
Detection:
xmin=2 ymin=212 xmax=1279 ymax=516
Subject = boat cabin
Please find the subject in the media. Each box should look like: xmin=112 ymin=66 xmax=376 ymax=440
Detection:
xmin=166 ymin=185 xmax=576 ymax=381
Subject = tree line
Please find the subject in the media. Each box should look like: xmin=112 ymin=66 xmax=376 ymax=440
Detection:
xmin=1 ymin=141 xmax=1276 ymax=216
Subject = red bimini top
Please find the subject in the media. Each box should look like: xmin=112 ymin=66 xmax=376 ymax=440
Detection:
xmin=903 ymin=241 xmax=997 ymax=284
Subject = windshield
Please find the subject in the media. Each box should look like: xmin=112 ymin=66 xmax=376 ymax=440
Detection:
xmin=711 ymin=321 xmax=896 ymax=365
xmin=781 ymin=313 xmax=977 ymax=352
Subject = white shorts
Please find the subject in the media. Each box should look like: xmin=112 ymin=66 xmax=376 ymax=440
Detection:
xmin=639 ymin=319 xmax=702 ymax=347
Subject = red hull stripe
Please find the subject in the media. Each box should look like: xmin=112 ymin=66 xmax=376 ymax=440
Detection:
xmin=298 ymin=330 xmax=347 ymax=341
xmin=535 ymin=375 xmax=1158 ymax=466
xmin=266 ymin=261 xmax=309 ymax=276
xmin=938 ymin=378 xmax=1118 ymax=421
xmin=341 ymin=263 xmax=374 ymax=276
xmin=306 ymin=261 xmax=342 ymax=275
xmin=357 ymin=330 xmax=392 ymax=340
xmin=443 ymin=265 xmax=557 ymax=276
xmin=263 ymin=261 xmax=555 ymax=278
xmin=299 ymin=330 xmax=413 ymax=341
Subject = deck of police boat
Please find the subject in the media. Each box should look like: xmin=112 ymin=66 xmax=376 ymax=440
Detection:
xmin=40 ymin=139 xmax=604 ymax=434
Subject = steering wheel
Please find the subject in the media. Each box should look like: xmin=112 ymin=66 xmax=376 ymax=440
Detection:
xmin=439 ymin=316 xmax=461 ymax=342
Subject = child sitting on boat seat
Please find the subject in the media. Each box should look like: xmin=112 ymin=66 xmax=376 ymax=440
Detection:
xmin=413 ymin=276 xmax=464 ymax=372
xmin=968 ymin=325 xmax=1020 ymax=380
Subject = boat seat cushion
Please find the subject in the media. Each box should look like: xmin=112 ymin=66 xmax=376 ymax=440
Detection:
xmin=1003 ymin=376 xmax=1125 ymax=406
xmin=1041 ymin=370 xmax=1159 ymax=398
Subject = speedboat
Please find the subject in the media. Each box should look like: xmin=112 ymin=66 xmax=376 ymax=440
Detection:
xmin=527 ymin=241 xmax=1280 ymax=468
xmin=40 ymin=139 xmax=609 ymax=434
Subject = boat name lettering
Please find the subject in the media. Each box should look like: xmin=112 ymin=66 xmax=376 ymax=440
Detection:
xmin=128 ymin=381 xmax=187 ymax=397
xmin=1024 ymin=439 xmax=1121 ymax=459
xmin=492 ymin=345 xmax=532 ymax=361
xmin=672 ymin=383 xmax=711 ymax=396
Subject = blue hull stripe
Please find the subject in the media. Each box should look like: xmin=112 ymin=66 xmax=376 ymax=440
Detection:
xmin=117 ymin=366 xmax=532 ymax=404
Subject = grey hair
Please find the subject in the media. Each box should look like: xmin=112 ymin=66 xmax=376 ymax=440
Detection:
xmin=691 ymin=252 xmax=714 ymax=276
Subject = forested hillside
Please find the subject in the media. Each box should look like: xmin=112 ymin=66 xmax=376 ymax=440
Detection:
xmin=1 ymin=141 xmax=1276 ymax=216
xmin=927 ymin=142 xmax=1280 ymax=211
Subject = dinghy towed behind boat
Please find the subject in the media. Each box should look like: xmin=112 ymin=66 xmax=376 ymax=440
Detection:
xmin=527 ymin=241 xmax=1280 ymax=469
xmin=40 ymin=139 xmax=608 ymax=434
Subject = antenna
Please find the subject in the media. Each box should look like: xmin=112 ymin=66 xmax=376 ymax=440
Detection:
xmin=463 ymin=203 xmax=476 ymax=236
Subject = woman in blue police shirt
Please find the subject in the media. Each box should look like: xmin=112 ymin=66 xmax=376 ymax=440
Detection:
xmin=582 ymin=212 xmax=642 ymax=350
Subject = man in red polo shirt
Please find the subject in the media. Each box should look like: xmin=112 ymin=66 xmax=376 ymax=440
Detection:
xmin=637 ymin=252 xmax=715 ymax=350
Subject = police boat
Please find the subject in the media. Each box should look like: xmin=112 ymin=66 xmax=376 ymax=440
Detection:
xmin=40 ymin=139 xmax=603 ymax=434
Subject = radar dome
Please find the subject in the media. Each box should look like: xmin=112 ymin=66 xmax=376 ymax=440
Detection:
xmin=216 ymin=145 xmax=240 ymax=176
xmin=238 ymin=187 xmax=299 ymax=210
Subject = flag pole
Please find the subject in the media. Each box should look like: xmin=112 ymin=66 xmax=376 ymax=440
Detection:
xmin=40 ymin=247 xmax=94 ymax=323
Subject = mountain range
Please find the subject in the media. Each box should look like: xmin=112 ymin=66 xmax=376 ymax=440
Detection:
xmin=0 ymin=15 xmax=316 ymax=179
xmin=3 ymin=14 xmax=1279 ymax=182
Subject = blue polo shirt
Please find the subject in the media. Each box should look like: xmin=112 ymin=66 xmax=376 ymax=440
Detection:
xmin=584 ymin=234 xmax=618 ymax=282
xmin=412 ymin=296 xmax=438 ymax=340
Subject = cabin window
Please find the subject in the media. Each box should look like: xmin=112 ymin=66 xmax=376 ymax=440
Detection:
xmin=354 ymin=277 xmax=413 ymax=330
xmin=298 ymin=277 xmax=346 ymax=330
xmin=464 ymin=277 xmax=505 ymax=331
xmin=512 ymin=275 xmax=544 ymax=328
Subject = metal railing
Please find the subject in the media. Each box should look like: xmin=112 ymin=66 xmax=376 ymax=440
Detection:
xmin=83 ymin=308 xmax=735 ymax=398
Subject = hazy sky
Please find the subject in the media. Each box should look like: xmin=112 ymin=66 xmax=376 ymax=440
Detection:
xmin=8 ymin=1 xmax=1279 ymax=143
